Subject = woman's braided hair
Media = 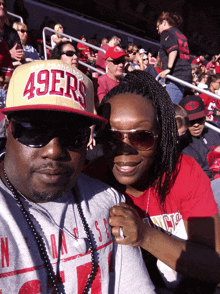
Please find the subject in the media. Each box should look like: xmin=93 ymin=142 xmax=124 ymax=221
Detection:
xmin=98 ymin=70 xmax=180 ymax=206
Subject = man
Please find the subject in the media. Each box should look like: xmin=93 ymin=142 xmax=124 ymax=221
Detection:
xmin=0 ymin=0 xmax=24 ymax=61
xmin=199 ymin=74 xmax=220 ymax=123
xmin=0 ymin=59 xmax=155 ymax=293
xmin=95 ymin=35 xmax=121 ymax=72
xmin=96 ymin=46 xmax=127 ymax=103
xmin=180 ymin=95 xmax=220 ymax=179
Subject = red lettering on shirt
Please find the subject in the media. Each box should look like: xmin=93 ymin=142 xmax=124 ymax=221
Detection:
xmin=1 ymin=238 xmax=9 ymax=268
xmin=50 ymin=234 xmax=58 ymax=259
xmin=77 ymin=262 xmax=102 ymax=294
xmin=60 ymin=232 xmax=68 ymax=255
xmin=95 ymin=221 xmax=102 ymax=242
xmin=103 ymin=218 xmax=109 ymax=239
xmin=18 ymin=280 xmax=42 ymax=294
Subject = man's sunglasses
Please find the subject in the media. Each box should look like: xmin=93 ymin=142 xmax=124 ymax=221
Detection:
xmin=17 ymin=29 xmax=28 ymax=34
xmin=61 ymin=51 xmax=78 ymax=57
xmin=104 ymin=128 xmax=158 ymax=151
xmin=189 ymin=117 xmax=206 ymax=126
xmin=10 ymin=120 xmax=90 ymax=150
xmin=107 ymin=59 xmax=125 ymax=65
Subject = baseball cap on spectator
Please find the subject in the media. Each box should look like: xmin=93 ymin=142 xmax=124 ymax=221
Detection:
xmin=105 ymin=46 xmax=127 ymax=60
xmin=139 ymin=48 xmax=147 ymax=54
xmin=179 ymin=95 xmax=208 ymax=120
xmin=1 ymin=59 xmax=107 ymax=126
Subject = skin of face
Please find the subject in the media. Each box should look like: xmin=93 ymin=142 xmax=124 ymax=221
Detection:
xmin=17 ymin=25 xmax=28 ymax=45
xmin=60 ymin=43 xmax=78 ymax=67
xmin=106 ymin=58 xmax=125 ymax=80
xmin=2 ymin=112 xmax=88 ymax=203
xmin=103 ymin=93 xmax=159 ymax=196
xmin=178 ymin=125 xmax=187 ymax=137
xmin=188 ymin=117 xmax=205 ymax=137
xmin=0 ymin=0 xmax=6 ymax=19
xmin=210 ymin=79 xmax=220 ymax=92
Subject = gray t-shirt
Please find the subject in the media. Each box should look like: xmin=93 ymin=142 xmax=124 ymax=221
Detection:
xmin=0 ymin=173 xmax=155 ymax=293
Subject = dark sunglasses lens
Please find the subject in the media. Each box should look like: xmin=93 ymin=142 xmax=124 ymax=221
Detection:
xmin=130 ymin=131 xmax=155 ymax=149
xmin=105 ymin=130 xmax=155 ymax=150
xmin=66 ymin=51 xmax=76 ymax=57
xmin=11 ymin=121 xmax=90 ymax=149
xmin=189 ymin=117 xmax=205 ymax=126
xmin=11 ymin=121 xmax=48 ymax=147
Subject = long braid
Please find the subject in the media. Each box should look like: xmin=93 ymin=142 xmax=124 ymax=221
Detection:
xmin=98 ymin=70 xmax=180 ymax=206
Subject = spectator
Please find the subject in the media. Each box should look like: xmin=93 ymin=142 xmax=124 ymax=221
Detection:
xmin=51 ymin=23 xmax=69 ymax=49
xmin=96 ymin=46 xmax=127 ymax=103
xmin=51 ymin=40 xmax=78 ymax=68
xmin=13 ymin=22 xmax=40 ymax=63
xmin=76 ymin=35 xmax=88 ymax=63
xmin=180 ymin=95 xmax=220 ymax=179
xmin=197 ymin=72 xmax=208 ymax=90
xmin=0 ymin=60 xmax=155 ymax=293
xmin=96 ymin=35 xmax=121 ymax=72
xmin=174 ymin=103 xmax=189 ymax=138
xmin=199 ymin=74 xmax=220 ymax=123
xmin=0 ymin=0 xmax=25 ymax=62
xmin=157 ymin=12 xmax=192 ymax=104
xmin=0 ymin=38 xmax=13 ymax=108
xmin=84 ymin=71 xmax=220 ymax=292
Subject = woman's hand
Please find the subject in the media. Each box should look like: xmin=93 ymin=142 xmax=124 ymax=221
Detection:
xmin=159 ymin=68 xmax=171 ymax=78
xmin=109 ymin=202 xmax=148 ymax=247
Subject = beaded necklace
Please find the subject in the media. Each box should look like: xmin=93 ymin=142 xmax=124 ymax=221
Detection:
xmin=3 ymin=168 xmax=96 ymax=294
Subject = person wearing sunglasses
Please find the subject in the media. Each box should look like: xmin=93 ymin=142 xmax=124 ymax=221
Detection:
xmin=51 ymin=40 xmax=78 ymax=68
xmin=96 ymin=46 xmax=127 ymax=104
xmin=12 ymin=22 xmax=40 ymax=65
xmin=0 ymin=60 xmax=156 ymax=293
xmin=180 ymin=95 xmax=220 ymax=181
xmin=84 ymin=70 xmax=220 ymax=293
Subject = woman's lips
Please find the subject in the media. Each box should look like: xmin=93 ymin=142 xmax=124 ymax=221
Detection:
xmin=114 ymin=161 xmax=141 ymax=174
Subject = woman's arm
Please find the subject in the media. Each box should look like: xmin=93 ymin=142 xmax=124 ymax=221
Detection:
xmin=109 ymin=203 xmax=220 ymax=284
xmin=159 ymin=50 xmax=178 ymax=78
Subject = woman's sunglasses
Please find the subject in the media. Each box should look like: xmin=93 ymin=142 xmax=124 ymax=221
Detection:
xmin=104 ymin=128 xmax=158 ymax=151
xmin=10 ymin=120 xmax=90 ymax=150
xmin=61 ymin=51 xmax=78 ymax=57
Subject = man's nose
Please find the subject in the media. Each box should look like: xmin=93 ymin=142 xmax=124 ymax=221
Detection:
xmin=40 ymin=137 xmax=67 ymax=160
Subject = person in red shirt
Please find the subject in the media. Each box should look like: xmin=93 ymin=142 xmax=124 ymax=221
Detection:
xmin=95 ymin=35 xmax=121 ymax=72
xmin=199 ymin=74 xmax=220 ymax=122
xmin=96 ymin=46 xmax=127 ymax=104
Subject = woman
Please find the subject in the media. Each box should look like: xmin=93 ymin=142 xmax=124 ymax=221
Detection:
xmin=84 ymin=71 xmax=220 ymax=292
xmin=51 ymin=41 xmax=78 ymax=68
xmin=156 ymin=12 xmax=192 ymax=104
xmin=51 ymin=23 xmax=69 ymax=49
xmin=12 ymin=22 xmax=39 ymax=62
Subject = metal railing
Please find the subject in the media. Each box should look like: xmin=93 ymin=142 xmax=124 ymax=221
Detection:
xmin=7 ymin=12 xmax=23 ymax=23
xmin=42 ymin=27 xmax=106 ymax=75
xmin=156 ymin=74 xmax=220 ymax=132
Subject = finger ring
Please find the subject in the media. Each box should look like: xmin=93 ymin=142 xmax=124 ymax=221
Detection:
xmin=119 ymin=227 xmax=125 ymax=239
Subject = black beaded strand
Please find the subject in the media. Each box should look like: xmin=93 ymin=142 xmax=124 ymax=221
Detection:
xmin=3 ymin=168 xmax=61 ymax=294
xmin=73 ymin=186 xmax=97 ymax=294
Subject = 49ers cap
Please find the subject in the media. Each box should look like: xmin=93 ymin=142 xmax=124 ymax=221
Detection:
xmin=105 ymin=46 xmax=127 ymax=60
xmin=179 ymin=95 xmax=208 ymax=120
xmin=2 ymin=60 xmax=107 ymax=125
